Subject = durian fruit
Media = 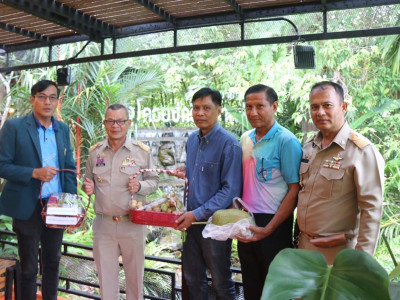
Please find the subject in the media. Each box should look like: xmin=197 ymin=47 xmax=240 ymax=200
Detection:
xmin=211 ymin=209 xmax=250 ymax=226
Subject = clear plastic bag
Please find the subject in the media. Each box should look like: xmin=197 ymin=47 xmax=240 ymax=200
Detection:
xmin=202 ymin=197 xmax=255 ymax=241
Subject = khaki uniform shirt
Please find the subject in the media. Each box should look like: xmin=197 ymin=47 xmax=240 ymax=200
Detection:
xmin=297 ymin=122 xmax=384 ymax=255
xmin=85 ymin=137 xmax=159 ymax=216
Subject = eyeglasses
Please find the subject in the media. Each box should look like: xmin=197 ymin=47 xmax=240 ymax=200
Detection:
xmin=104 ymin=119 xmax=129 ymax=126
xmin=34 ymin=94 xmax=58 ymax=102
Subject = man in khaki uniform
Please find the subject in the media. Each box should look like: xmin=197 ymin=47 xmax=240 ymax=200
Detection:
xmin=83 ymin=104 xmax=159 ymax=300
xmin=297 ymin=81 xmax=385 ymax=264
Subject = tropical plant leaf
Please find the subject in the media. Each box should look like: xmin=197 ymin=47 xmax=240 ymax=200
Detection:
xmin=349 ymin=99 xmax=400 ymax=130
xmin=224 ymin=104 xmax=252 ymax=131
xmin=390 ymin=264 xmax=400 ymax=281
xmin=262 ymin=248 xmax=390 ymax=300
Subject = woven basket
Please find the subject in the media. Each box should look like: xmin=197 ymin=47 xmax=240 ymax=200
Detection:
xmin=40 ymin=169 xmax=90 ymax=229
xmin=129 ymin=169 xmax=187 ymax=228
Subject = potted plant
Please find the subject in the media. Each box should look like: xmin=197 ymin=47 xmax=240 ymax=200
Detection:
xmin=262 ymin=248 xmax=391 ymax=300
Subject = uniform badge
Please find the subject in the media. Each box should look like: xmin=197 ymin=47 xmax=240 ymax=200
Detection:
xmin=96 ymin=153 xmax=106 ymax=167
xmin=97 ymin=176 xmax=103 ymax=183
xmin=333 ymin=153 xmax=343 ymax=161
xmin=122 ymin=156 xmax=136 ymax=167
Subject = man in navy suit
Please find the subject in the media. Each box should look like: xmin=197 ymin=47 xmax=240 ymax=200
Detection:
xmin=0 ymin=80 xmax=76 ymax=300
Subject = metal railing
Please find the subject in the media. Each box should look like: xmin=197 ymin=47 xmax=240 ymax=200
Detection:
xmin=0 ymin=229 xmax=243 ymax=299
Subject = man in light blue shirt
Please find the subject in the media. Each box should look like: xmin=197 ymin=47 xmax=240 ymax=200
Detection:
xmin=175 ymin=87 xmax=242 ymax=300
xmin=34 ymin=117 xmax=62 ymax=198
xmin=236 ymin=84 xmax=302 ymax=299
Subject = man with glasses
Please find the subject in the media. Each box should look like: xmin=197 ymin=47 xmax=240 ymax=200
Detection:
xmin=83 ymin=104 xmax=159 ymax=300
xmin=174 ymin=87 xmax=242 ymax=300
xmin=236 ymin=84 xmax=302 ymax=299
xmin=0 ymin=79 xmax=77 ymax=300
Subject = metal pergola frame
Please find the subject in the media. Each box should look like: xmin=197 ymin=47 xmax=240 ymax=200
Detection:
xmin=0 ymin=0 xmax=400 ymax=73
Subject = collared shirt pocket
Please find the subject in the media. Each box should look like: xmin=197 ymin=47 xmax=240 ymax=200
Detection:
xmin=299 ymin=162 xmax=309 ymax=190
xmin=120 ymin=165 xmax=140 ymax=177
xmin=255 ymin=157 xmax=275 ymax=182
xmin=316 ymin=167 xmax=345 ymax=199
xmin=201 ymin=161 xmax=220 ymax=182
xmin=118 ymin=165 xmax=140 ymax=189
xmin=92 ymin=167 xmax=109 ymax=185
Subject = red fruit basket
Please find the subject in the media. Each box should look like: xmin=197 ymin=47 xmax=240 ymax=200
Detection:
xmin=129 ymin=169 xmax=187 ymax=228
xmin=40 ymin=169 xmax=91 ymax=229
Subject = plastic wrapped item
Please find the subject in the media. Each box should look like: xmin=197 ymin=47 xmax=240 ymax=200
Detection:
xmin=202 ymin=197 xmax=255 ymax=241
xmin=40 ymin=169 xmax=90 ymax=229
xmin=42 ymin=192 xmax=87 ymax=228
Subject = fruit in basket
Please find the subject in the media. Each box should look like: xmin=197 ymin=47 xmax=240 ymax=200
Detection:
xmin=211 ymin=209 xmax=251 ymax=226
xmin=176 ymin=200 xmax=183 ymax=210
xmin=152 ymin=204 xmax=161 ymax=212
xmin=161 ymin=203 xmax=169 ymax=212
xmin=130 ymin=200 xmax=144 ymax=209
xmin=137 ymin=190 xmax=184 ymax=213
xmin=159 ymin=191 xmax=184 ymax=213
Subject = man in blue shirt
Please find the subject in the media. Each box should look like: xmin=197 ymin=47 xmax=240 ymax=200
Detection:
xmin=0 ymin=80 xmax=76 ymax=300
xmin=175 ymin=87 xmax=242 ymax=300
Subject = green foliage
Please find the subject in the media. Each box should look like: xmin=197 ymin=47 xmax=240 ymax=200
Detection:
xmin=1 ymin=21 xmax=400 ymax=288
xmin=63 ymin=185 xmax=95 ymax=246
xmin=0 ymin=214 xmax=13 ymax=232
xmin=262 ymin=248 xmax=391 ymax=300
xmin=0 ymin=214 xmax=18 ymax=257
xmin=382 ymin=16 xmax=400 ymax=75
xmin=390 ymin=265 xmax=400 ymax=281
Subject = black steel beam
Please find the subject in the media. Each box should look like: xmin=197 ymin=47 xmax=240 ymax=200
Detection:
xmin=225 ymin=0 xmax=243 ymax=16
xmin=244 ymin=0 xmax=400 ymax=19
xmin=1 ymin=26 xmax=400 ymax=73
xmin=2 ymin=0 xmax=399 ymax=52
xmin=132 ymin=0 xmax=176 ymax=25
xmin=2 ymin=33 xmax=91 ymax=52
xmin=2 ymin=0 xmax=115 ymax=40
xmin=0 ymin=21 xmax=50 ymax=42
xmin=326 ymin=0 xmax=400 ymax=10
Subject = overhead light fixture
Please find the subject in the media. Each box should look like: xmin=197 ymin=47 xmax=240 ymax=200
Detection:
xmin=293 ymin=44 xmax=315 ymax=69
xmin=56 ymin=67 xmax=71 ymax=86
xmin=248 ymin=17 xmax=315 ymax=69
xmin=56 ymin=40 xmax=92 ymax=86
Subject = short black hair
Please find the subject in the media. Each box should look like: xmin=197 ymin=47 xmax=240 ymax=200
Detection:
xmin=105 ymin=104 xmax=130 ymax=119
xmin=244 ymin=84 xmax=278 ymax=105
xmin=31 ymin=80 xmax=60 ymax=97
xmin=310 ymin=81 xmax=344 ymax=103
xmin=191 ymin=87 xmax=222 ymax=107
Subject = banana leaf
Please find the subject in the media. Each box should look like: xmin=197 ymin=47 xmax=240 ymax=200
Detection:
xmin=262 ymin=248 xmax=390 ymax=300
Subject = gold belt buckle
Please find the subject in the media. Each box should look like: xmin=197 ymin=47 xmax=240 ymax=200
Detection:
xmin=112 ymin=216 xmax=122 ymax=222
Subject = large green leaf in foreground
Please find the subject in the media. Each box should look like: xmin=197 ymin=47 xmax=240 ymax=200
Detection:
xmin=262 ymin=248 xmax=390 ymax=300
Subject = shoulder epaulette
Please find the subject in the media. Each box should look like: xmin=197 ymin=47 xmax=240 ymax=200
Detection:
xmin=89 ymin=142 xmax=101 ymax=152
xmin=350 ymin=132 xmax=370 ymax=149
xmin=137 ymin=141 xmax=150 ymax=152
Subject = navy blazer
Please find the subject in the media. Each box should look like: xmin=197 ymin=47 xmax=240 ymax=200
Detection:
xmin=0 ymin=113 xmax=77 ymax=220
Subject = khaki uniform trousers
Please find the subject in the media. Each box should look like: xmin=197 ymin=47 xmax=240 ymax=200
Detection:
xmin=298 ymin=232 xmax=356 ymax=265
xmin=93 ymin=215 xmax=147 ymax=300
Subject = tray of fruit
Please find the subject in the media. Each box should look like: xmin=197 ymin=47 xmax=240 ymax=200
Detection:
xmin=129 ymin=169 xmax=187 ymax=228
